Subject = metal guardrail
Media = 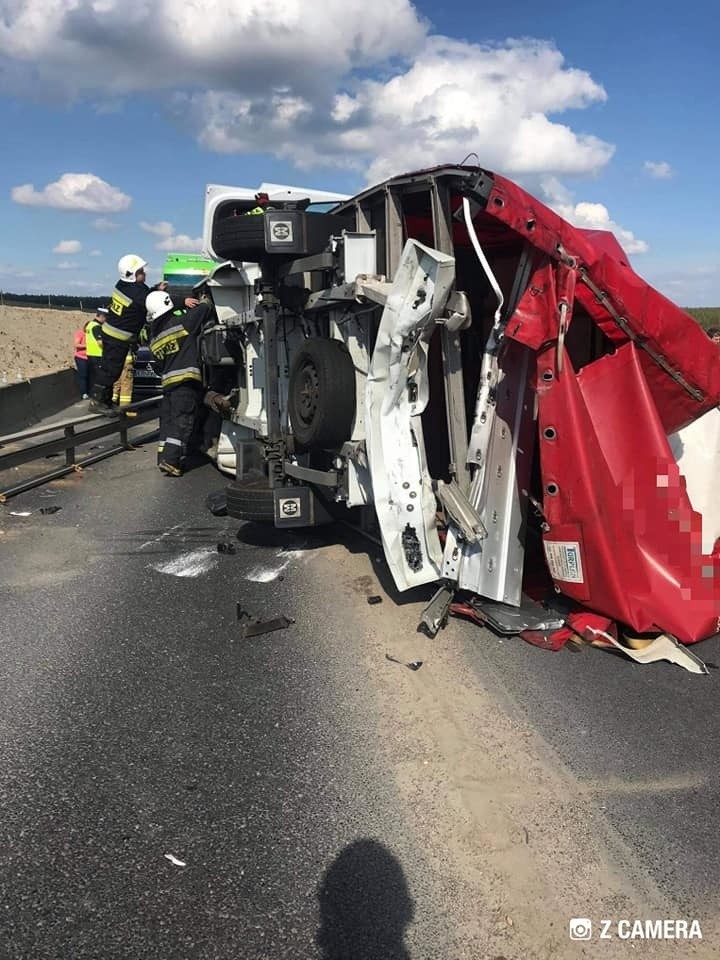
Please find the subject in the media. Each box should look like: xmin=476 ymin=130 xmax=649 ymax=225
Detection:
xmin=0 ymin=397 xmax=160 ymax=501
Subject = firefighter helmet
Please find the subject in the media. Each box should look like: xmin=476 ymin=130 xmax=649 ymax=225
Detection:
xmin=145 ymin=290 xmax=173 ymax=321
xmin=118 ymin=254 xmax=147 ymax=281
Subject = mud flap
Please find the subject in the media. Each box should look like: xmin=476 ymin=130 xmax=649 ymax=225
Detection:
xmin=365 ymin=239 xmax=455 ymax=590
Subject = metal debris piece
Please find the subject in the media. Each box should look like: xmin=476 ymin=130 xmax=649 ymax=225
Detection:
xmin=217 ymin=542 xmax=236 ymax=555
xmin=421 ymin=584 xmax=454 ymax=636
xmin=236 ymin=606 xmax=295 ymax=639
xmin=40 ymin=506 xmax=61 ymax=515
xmin=454 ymin=594 xmax=566 ymax=635
xmin=385 ymin=653 xmax=424 ymax=671
xmin=367 ymin=595 xmax=383 ymax=605
xmin=9 ymin=510 xmax=31 ymax=517
xmin=164 ymin=853 xmax=187 ymax=867
xmin=206 ymin=490 xmax=228 ymax=517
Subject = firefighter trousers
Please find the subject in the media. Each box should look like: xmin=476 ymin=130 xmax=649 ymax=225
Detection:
xmin=90 ymin=335 xmax=133 ymax=403
xmin=158 ymin=382 xmax=202 ymax=469
xmin=112 ymin=352 xmax=134 ymax=406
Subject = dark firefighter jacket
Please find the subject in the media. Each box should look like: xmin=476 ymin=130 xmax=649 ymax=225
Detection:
xmin=104 ymin=279 xmax=153 ymax=343
xmin=149 ymin=301 xmax=212 ymax=389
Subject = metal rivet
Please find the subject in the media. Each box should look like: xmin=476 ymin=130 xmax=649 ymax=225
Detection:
xmin=402 ymin=482 xmax=410 ymax=489
xmin=409 ymin=491 xmax=417 ymax=499
xmin=407 ymin=504 xmax=414 ymax=511
xmin=543 ymin=427 xmax=557 ymax=441
xmin=542 ymin=370 xmax=553 ymax=382
xmin=546 ymin=482 xmax=559 ymax=496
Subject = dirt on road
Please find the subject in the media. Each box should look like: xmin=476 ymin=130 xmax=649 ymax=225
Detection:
xmin=0 ymin=305 xmax=89 ymax=382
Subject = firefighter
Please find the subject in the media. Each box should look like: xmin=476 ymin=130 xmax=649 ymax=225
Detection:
xmin=146 ymin=290 xmax=211 ymax=477
xmin=87 ymin=255 xmax=158 ymax=415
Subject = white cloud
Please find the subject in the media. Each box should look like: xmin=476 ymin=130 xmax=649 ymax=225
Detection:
xmin=187 ymin=38 xmax=613 ymax=183
xmin=0 ymin=1 xmax=614 ymax=184
xmin=155 ymin=234 xmax=204 ymax=252
xmin=56 ymin=261 xmax=79 ymax=270
xmin=11 ymin=173 xmax=131 ymax=213
xmin=53 ymin=239 xmax=82 ymax=254
xmin=643 ymin=160 xmax=674 ymax=180
xmin=92 ymin=217 xmax=120 ymax=231
xmin=0 ymin=0 xmax=425 ymax=97
xmin=140 ymin=219 xmax=203 ymax=251
xmin=140 ymin=220 xmax=174 ymax=238
xmin=539 ymin=176 xmax=648 ymax=256
xmin=89 ymin=249 xmax=102 ymax=257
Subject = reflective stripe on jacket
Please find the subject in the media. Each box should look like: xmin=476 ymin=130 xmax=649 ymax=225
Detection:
xmin=149 ymin=302 xmax=212 ymax=390
xmin=106 ymin=279 xmax=151 ymax=338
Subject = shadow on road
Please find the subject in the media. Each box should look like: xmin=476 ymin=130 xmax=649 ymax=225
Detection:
xmin=316 ymin=838 xmax=415 ymax=960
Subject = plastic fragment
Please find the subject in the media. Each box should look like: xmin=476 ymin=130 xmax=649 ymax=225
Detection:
xmin=236 ymin=607 xmax=295 ymax=639
xmin=206 ymin=490 xmax=227 ymax=517
xmin=367 ymin=595 xmax=383 ymax=605
xmin=40 ymin=506 xmax=61 ymax=515
xmin=164 ymin=853 xmax=186 ymax=867
xmin=217 ymin=542 xmax=236 ymax=555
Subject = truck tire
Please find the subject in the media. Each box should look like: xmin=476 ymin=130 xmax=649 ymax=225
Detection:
xmin=213 ymin=216 xmax=267 ymax=262
xmin=288 ymin=338 xmax=356 ymax=450
xmin=226 ymin=479 xmax=275 ymax=523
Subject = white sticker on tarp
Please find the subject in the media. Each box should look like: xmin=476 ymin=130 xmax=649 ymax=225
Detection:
xmin=544 ymin=540 xmax=584 ymax=583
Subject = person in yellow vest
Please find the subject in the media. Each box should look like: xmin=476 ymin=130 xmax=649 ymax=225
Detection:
xmin=84 ymin=308 xmax=105 ymax=392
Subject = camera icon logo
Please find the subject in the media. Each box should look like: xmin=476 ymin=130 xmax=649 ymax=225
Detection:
xmin=569 ymin=918 xmax=593 ymax=941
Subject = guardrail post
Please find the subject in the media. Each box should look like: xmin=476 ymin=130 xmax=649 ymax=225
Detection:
xmin=64 ymin=425 xmax=75 ymax=467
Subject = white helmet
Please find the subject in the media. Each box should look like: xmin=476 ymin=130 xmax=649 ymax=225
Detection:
xmin=118 ymin=254 xmax=147 ymax=281
xmin=146 ymin=290 xmax=173 ymax=321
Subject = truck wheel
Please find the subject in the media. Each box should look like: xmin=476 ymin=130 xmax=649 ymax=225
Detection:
xmin=226 ymin=479 xmax=275 ymax=523
xmin=288 ymin=338 xmax=356 ymax=450
xmin=213 ymin=216 xmax=267 ymax=262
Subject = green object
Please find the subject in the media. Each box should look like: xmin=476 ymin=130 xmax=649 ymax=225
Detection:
xmin=162 ymin=252 xmax=214 ymax=286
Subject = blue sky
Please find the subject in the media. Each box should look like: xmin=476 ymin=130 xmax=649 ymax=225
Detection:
xmin=0 ymin=1 xmax=718 ymax=303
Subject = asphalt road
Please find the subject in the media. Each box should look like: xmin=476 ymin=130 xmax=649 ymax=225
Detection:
xmin=0 ymin=449 xmax=449 ymax=960
xmin=2 ymin=438 xmax=720 ymax=958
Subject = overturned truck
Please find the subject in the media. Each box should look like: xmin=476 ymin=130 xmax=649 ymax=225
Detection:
xmin=199 ymin=166 xmax=720 ymax=669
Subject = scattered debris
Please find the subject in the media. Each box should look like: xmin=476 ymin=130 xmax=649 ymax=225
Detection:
xmin=206 ymin=490 xmax=227 ymax=517
xmin=385 ymin=653 xmax=424 ymax=671
xmin=367 ymin=595 xmax=383 ymax=605
xmin=38 ymin=490 xmax=59 ymax=498
xmin=39 ymin=506 xmax=61 ymax=515
xmin=9 ymin=511 xmax=31 ymax=517
xmin=236 ymin=607 xmax=295 ymax=639
xmin=164 ymin=853 xmax=187 ymax=867
xmin=217 ymin=541 xmax=236 ymax=555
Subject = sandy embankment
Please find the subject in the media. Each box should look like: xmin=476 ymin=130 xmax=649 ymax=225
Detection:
xmin=0 ymin=305 xmax=90 ymax=382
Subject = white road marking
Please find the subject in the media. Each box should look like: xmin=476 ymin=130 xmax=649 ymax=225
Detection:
xmin=153 ymin=546 xmax=218 ymax=578
xmin=245 ymin=547 xmax=306 ymax=583
xmin=139 ymin=522 xmax=186 ymax=551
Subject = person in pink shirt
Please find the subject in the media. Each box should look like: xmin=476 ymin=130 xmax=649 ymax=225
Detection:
xmin=73 ymin=323 xmax=90 ymax=399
